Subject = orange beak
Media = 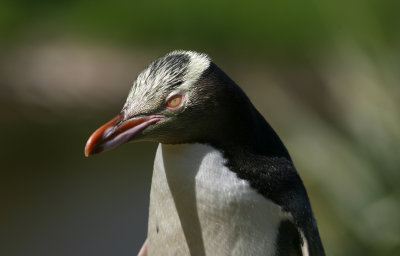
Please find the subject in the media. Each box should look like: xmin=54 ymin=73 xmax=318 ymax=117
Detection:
xmin=84 ymin=113 xmax=164 ymax=157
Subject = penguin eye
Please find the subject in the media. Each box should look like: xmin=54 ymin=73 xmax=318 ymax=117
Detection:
xmin=166 ymin=94 xmax=183 ymax=109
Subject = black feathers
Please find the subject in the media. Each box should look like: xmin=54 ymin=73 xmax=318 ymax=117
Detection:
xmin=191 ymin=62 xmax=325 ymax=255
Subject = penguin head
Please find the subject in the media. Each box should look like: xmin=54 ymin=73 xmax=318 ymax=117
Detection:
xmin=85 ymin=50 xmax=232 ymax=156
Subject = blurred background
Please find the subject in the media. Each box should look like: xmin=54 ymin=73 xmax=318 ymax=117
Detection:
xmin=1 ymin=0 xmax=399 ymax=255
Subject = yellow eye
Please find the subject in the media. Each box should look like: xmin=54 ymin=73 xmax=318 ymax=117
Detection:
xmin=166 ymin=94 xmax=183 ymax=109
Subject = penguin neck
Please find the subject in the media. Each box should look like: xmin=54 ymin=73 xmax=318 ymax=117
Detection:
xmin=194 ymin=63 xmax=291 ymax=159
xmin=208 ymin=93 xmax=291 ymax=160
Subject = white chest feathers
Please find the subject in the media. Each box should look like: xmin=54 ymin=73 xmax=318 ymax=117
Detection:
xmin=147 ymin=143 xmax=292 ymax=256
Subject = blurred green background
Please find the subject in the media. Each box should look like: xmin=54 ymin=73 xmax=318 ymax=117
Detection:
xmin=1 ymin=0 xmax=399 ymax=255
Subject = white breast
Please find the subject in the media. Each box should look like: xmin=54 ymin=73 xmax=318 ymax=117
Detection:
xmin=147 ymin=143 xmax=291 ymax=256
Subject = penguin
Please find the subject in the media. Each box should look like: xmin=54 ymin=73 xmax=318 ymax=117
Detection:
xmin=84 ymin=50 xmax=325 ymax=256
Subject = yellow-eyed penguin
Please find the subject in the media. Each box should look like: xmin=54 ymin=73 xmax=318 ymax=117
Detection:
xmin=84 ymin=50 xmax=325 ymax=256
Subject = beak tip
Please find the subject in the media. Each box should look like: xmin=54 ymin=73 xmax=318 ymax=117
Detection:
xmin=84 ymin=135 xmax=97 ymax=157
xmin=83 ymin=113 xmax=124 ymax=158
xmin=84 ymin=144 xmax=91 ymax=157
xmin=84 ymin=137 xmax=103 ymax=157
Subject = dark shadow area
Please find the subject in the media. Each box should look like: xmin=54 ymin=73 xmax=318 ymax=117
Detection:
xmin=163 ymin=145 xmax=208 ymax=256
